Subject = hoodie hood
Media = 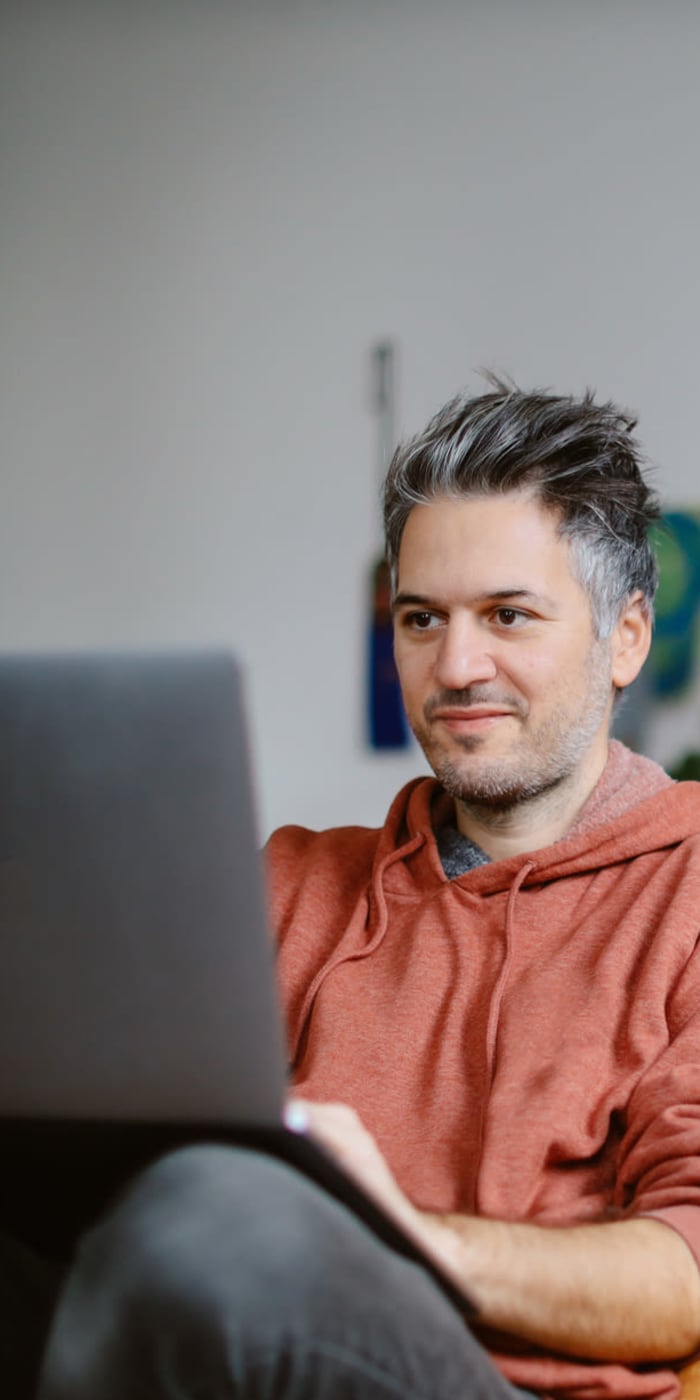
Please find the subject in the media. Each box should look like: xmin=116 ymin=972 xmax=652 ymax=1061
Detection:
xmin=374 ymin=740 xmax=700 ymax=896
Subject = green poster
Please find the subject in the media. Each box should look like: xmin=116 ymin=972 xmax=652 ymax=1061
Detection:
xmin=650 ymin=510 xmax=700 ymax=698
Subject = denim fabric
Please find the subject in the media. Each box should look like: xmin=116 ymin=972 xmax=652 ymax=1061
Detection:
xmin=37 ymin=1144 xmax=526 ymax=1400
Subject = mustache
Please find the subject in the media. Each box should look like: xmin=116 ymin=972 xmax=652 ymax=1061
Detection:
xmin=423 ymin=687 xmax=526 ymax=720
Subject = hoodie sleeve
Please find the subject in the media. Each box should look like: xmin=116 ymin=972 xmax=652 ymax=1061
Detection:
xmin=617 ymin=937 xmax=700 ymax=1272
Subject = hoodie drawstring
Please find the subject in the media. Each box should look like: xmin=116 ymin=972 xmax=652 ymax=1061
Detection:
xmin=484 ymin=859 xmax=536 ymax=1086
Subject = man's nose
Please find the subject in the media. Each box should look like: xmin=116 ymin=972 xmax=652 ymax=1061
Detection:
xmin=433 ymin=617 xmax=498 ymax=691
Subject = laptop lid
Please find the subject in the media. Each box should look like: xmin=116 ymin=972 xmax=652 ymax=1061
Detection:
xmin=0 ymin=648 xmax=286 ymax=1126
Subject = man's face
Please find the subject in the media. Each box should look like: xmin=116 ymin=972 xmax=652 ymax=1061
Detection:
xmin=392 ymin=492 xmax=618 ymax=812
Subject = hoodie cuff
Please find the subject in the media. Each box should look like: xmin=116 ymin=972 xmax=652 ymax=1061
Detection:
xmin=641 ymin=1205 xmax=700 ymax=1275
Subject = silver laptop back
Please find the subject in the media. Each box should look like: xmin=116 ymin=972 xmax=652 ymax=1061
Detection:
xmin=0 ymin=649 xmax=286 ymax=1127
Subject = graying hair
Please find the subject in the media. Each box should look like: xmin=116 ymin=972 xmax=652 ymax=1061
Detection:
xmin=382 ymin=377 xmax=661 ymax=638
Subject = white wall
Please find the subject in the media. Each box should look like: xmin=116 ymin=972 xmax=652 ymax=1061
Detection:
xmin=2 ymin=0 xmax=699 ymax=837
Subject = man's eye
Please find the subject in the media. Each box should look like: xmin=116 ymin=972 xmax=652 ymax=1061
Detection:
xmin=406 ymin=611 xmax=438 ymax=630
xmin=495 ymin=607 xmax=526 ymax=627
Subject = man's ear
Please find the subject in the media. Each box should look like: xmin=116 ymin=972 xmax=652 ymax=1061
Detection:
xmin=610 ymin=592 xmax=653 ymax=691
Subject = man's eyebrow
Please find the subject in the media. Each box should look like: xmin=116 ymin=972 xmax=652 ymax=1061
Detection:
xmin=391 ymin=592 xmax=432 ymax=610
xmin=392 ymin=588 xmax=556 ymax=611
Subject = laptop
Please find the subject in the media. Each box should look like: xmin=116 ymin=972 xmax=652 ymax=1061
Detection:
xmin=0 ymin=648 xmax=474 ymax=1317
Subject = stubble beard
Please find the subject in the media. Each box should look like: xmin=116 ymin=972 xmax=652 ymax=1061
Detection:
xmin=410 ymin=646 xmax=614 ymax=818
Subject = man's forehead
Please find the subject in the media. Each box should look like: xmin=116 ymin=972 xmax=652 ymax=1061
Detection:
xmin=395 ymin=493 xmax=581 ymax=600
xmin=398 ymin=491 xmax=567 ymax=555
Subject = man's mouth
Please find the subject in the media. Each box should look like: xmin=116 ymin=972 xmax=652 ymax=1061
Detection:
xmin=430 ymin=706 xmax=516 ymax=733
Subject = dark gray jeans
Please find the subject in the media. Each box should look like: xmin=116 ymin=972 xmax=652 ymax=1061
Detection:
xmin=27 ymin=1145 xmax=525 ymax=1399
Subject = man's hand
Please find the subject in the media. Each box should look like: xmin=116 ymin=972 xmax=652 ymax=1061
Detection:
xmin=285 ymin=1098 xmax=428 ymax=1245
xmin=286 ymin=1097 xmax=700 ymax=1365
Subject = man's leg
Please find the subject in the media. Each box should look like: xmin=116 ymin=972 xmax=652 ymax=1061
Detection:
xmin=38 ymin=1144 xmax=519 ymax=1400
xmin=0 ymin=1226 xmax=64 ymax=1400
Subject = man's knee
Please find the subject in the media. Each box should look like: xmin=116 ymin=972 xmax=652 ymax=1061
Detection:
xmin=40 ymin=1145 xmax=336 ymax=1397
xmin=73 ymin=1144 xmax=339 ymax=1314
xmin=43 ymin=1144 xmax=385 ymax=1353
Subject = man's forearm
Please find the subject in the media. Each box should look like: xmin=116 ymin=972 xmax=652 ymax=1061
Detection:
xmin=290 ymin=1100 xmax=700 ymax=1365
xmin=417 ymin=1212 xmax=700 ymax=1363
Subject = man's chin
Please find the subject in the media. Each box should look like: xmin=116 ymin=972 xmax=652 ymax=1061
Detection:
xmin=442 ymin=775 xmax=531 ymax=812
xmin=423 ymin=747 xmax=545 ymax=811
xmin=428 ymin=750 xmax=573 ymax=813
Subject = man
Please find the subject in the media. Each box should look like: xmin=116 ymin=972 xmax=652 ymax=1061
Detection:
xmin=38 ymin=380 xmax=700 ymax=1399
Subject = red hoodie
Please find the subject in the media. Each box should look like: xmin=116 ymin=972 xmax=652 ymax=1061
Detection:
xmin=266 ymin=742 xmax=700 ymax=1400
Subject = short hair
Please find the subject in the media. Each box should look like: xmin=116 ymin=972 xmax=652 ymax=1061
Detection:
xmin=382 ymin=376 xmax=661 ymax=638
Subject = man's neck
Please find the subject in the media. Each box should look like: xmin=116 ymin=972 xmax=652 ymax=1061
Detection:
xmin=453 ymin=745 xmax=610 ymax=862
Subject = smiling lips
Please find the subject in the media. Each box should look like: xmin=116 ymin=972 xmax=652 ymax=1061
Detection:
xmin=423 ymin=688 xmax=525 ymax=729
xmin=432 ymin=707 xmax=515 ymax=730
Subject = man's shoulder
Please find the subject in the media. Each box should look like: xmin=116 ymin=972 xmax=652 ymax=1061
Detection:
xmin=263 ymin=821 xmax=382 ymax=943
xmin=264 ymin=775 xmax=439 ymax=902
xmin=266 ymin=819 xmax=381 ymax=880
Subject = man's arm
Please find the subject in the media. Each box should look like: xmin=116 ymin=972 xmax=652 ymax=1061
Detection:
xmin=290 ymin=1099 xmax=700 ymax=1364
xmin=421 ymin=1210 xmax=700 ymax=1362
